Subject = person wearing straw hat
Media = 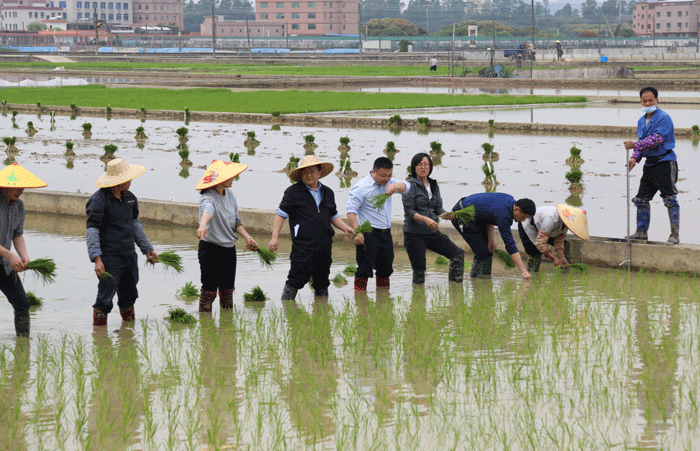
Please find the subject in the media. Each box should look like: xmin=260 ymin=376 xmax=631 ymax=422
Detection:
xmin=86 ymin=158 xmax=159 ymax=327
xmin=195 ymin=160 xmax=258 ymax=313
xmin=555 ymin=40 xmax=563 ymax=61
xmin=269 ymin=155 xmax=354 ymax=300
xmin=518 ymin=204 xmax=589 ymax=272
xmin=0 ymin=162 xmax=47 ymax=337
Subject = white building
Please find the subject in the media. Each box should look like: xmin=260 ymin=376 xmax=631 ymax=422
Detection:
xmin=65 ymin=0 xmax=133 ymax=26
xmin=1 ymin=0 xmax=64 ymax=30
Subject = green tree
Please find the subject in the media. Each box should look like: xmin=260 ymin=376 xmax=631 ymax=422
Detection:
xmin=27 ymin=22 xmax=47 ymax=32
xmin=580 ymin=0 xmax=598 ymax=19
xmin=554 ymin=3 xmax=574 ymax=17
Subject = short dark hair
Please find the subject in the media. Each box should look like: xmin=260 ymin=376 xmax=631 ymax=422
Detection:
xmin=640 ymin=86 xmax=658 ymax=99
xmin=373 ymin=157 xmax=393 ymax=171
xmin=515 ymin=198 xmax=536 ymax=216
xmin=409 ymin=153 xmax=433 ymax=178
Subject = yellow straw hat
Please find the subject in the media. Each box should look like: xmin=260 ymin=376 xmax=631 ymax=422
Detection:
xmin=556 ymin=203 xmax=589 ymax=240
xmin=0 ymin=162 xmax=47 ymax=188
xmin=289 ymin=155 xmax=334 ymax=183
xmin=96 ymin=158 xmax=146 ymax=188
xmin=195 ymin=160 xmax=248 ymax=190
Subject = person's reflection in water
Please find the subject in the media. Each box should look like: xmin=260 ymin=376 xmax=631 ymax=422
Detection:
xmin=87 ymin=326 xmax=145 ymax=450
xmin=354 ymin=287 xmax=398 ymax=422
xmin=0 ymin=339 xmax=30 ymax=450
xmin=282 ymin=298 xmax=339 ymax=443
xmin=198 ymin=310 xmax=240 ymax=448
xmin=633 ymin=298 xmax=679 ymax=449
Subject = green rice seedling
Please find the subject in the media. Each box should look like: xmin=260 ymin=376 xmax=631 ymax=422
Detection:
xmin=70 ymin=103 xmax=77 ymax=112
xmin=303 ymin=134 xmax=315 ymax=143
xmin=49 ymin=110 xmax=55 ymax=123
xmin=384 ymin=141 xmax=398 ymax=157
xmin=333 ymin=274 xmax=347 ymax=285
xmin=1 ymin=100 xmax=6 ymax=113
xmin=184 ymin=106 xmax=189 ymax=117
xmin=369 ymin=193 xmax=390 ymax=211
xmin=565 ymin=169 xmax=583 ymax=184
xmin=11 ymin=110 xmax=17 ymax=120
xmin=140 ymin=105 xmax=146 ymax=114
xmin=26 ymin=258 xmax=57 ymax=284
xmin=64 ymin=140 xmax=75 ymax=156
xmin=285 ymin=155 xmax=300 ymax=172
xmin=354 ymin=220 xmax=373 ymax=235
xmin=435 ymin=255 xmax=449 ymax=265
xmin=103 ymin=144 xmax=118 ymax=157
xmin=26 ymin=291 xmax=43 ymax=307
xmin=106 ymin=104 xmax=112 ymax=115
xmin=566 ymin=146 xmax=585 ymax=166
xmin=492 ymin=249 xmax=515 ymax=269
xmin=257 ymin=247 xmax=277 ymax=269
xmin=166 ymin=307 xmax=196 ymax=324
xmin=339 ymin=136 xmax=350 ymax=145
xmin=692 ymin=125 xmax=700 ymax=136
xmin=343 ymin=264 xmax=357 ymax=275
xmin=243 ymin=285 xmax=267 ymax=302
xmin=417 ymin=117 xmax=429 ymax=125
xmin=246 ymin=131 xmax=256 ymax=139
xmin=481 ymin=142 xmax=495 ymax=154
xmin=157 ymin=250 xmax=184 ymax=274
xmin=270 ymin=110 xmax=281 ymax=117
xmin=229 ymin=152 xmax=240 ymax=163
xmin=452 ymin=205 xmax=476 ymax=225
xmin=176 ymin=126 xmax=188 ymax=139
xmin=488 ymin=118 xmax=495 ymax=129
xmin=570 ymin=263 xmax=589 ymax=273
xmin=387 ymin=114 xmax=402 ymax=127
xmin=176 ymin=281 xmax=199 ymax=297
xmin=178 ymin=147 xmax=192 ymax=166
xmin=271 ymin=124 xmax=281 ymax=131
xmin=430 ymin=141 xmax=443 ymax=154
xmin=36 ymin=101 xmax=41 ymax=109
xmin=3 ymin=136 xmax=18 ymax=152
xmin=135 ymin=126 xmax=148 ymax=139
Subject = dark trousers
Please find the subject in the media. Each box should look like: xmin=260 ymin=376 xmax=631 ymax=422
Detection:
xmin=404 ymin=231 xmax=463 ymax=273
xmin=0 ymin=268 xmax=28 ymax=311
xmin=198 ymin=240 xmax=237 ymax=292
xmin=93 ymin=253 xmax=139 ymax=314
xmin=429 ymin=65 xmax=437 ymax=71
xmin=517 ymin=223 xmax=555 ymax=257
xmin=636 ymin=160 xmax=678 ymax=201
xmin=286 ymin=245 xmax=332 ymax=291
xmin=356 ymin=230 xmax=394 ymax=279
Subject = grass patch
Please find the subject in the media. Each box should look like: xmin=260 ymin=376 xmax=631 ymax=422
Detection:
xmin=176 ymin=282 xmax=199 ymax=298
xmin=332 ymin=274 xmax=347 ymax=285
xmin=343 ymin=265 xmax=357 ymax=275
xmin=435 ymin=255 xmax=449 ymax=265
xmin=166 ymin=307 xmax=196 ymax=324
xmin=0 ymin=86 xmax=588 ymax=114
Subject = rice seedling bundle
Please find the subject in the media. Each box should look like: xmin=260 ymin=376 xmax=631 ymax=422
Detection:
xmin=453 ymin=205 xmax=476 ymax=226
xmin=492 ymin=249 xmax=515 ymax=269
xmin=257 ymin=247 xmax=277 ymax=269
xmin=157 ymin=251 xmax=184 ymax=274
xmin=435 ymin=255 xmax=449 ymax=265
xmin=343 ymin=265 xmax=357 ymax=275
xmin=27 ymin=291 xmax=43 ymax=307
xmin=26 ymin=258 xmax=57 ymax=284
xmin=333 ymin=274 xmax=347 ymax=285
xmin=369 ymin=193 xmax=390 ymax=211
xmin=177 ymin=281 xmax=199 ymax=297
xmin=166 ymin=307 xmax=196 ymax=324
xmin=354 ymin=220 xmax=373 ymax=235
xmin=243 ymin=286 xmax=267 ymax=302
xmin=570 ymin=263 xmax=589 ymax=273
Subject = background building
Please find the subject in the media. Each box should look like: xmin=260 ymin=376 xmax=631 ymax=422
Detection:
xmin=201 ymin=15 xmax=283 ymax=37
xmin=633 ymin=0 xmax=700 ymax=37
xmin=256 ymin=0 xmax=358 ymax=36
xmin=1 ymin=0 xmax=64 ymax=30
xmin=131 ymin=0 xmax=182 ymax=30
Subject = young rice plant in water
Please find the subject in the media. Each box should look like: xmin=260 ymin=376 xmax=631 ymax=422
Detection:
xmin=177 ymin=282 xmax=199 ymax=297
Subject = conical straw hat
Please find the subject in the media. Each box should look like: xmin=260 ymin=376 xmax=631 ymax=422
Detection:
xmin=0 ymin=162 xmax=47 ymax=188
xmin=95 ymin=158 xmax=146 ymax=188
xmin=557 ymin=203 xmax=589 ymax=240
xmin=195 ymin=160 xmax=248 ymax=190
xmin=289 ymin=155 xmax=334 ymax=183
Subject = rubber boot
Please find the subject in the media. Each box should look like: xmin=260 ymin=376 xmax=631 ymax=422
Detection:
xmin=198 ymin=289 xmax=217 ymax=313
xmin=219 ymin=288 xmax=234 ymax=309
xmin=412 ymin=270 xmax=425 ymax=285
xmin=314 ymin=287 xmax=329 ymax=297
xmin=667 ymin=205 xmax=680 ymax=244
xmin=119 ymin=305 xmax=135 ymax=322
xmin=93 ymin=308 xmax=108 ymax=327
xmin=527 ymin=255 xmax=542 ymax=273
xmin=482 ymin=255 xmax=493 ymax=276
xmin=281 ymin=283 xmax=298 ymax=301
xmin=376 ymin=277 xmax=390 ymax=288
xmin=628 ymin=199 xmax=650 ymax=240
xmin=448 ymin=253 xmax=464 ymax=283
xmin=470 ymin=259 xmax=484 ymax=278
xmin=14 ymin=310 xmax=30 ymax=337
xmin=354 ymin=277 xmax=368 ymax=291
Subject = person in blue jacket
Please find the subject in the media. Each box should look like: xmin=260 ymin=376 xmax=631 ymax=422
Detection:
xmin=451 ymin=193 xmax=535 ymax=279
xmin=624 ymin=86 xmax=679 ymax=244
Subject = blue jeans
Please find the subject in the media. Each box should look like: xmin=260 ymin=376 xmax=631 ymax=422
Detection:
xmin=92 ymin=253 xmax=139 ymax=314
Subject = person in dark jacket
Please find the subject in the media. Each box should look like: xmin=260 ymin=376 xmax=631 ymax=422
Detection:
xmin=401 ymin=153 xmax=464 ymax=285
xmin=269 ymin=155 xmax=354 ymax=300
xmin=86 ymin=158 xmax=158 ymax=327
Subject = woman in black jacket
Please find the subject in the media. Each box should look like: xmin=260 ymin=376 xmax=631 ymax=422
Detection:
xmin=402 ymin=153 xmax=464 ymax=285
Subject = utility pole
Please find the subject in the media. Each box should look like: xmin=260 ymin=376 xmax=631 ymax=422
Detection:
xmin=598 ymin=11 xmax=601 ymax=55
xmin=451 ymin=20 xmax=455 ymax=76
xmin=94 ymin=7 xmax=98 ymax=55
xmin=285 ymin=22 xmax=289 ymax=48
xmin=425 ymin=3 xmax=429 ymax=36
xmin=358 ymin=3 xmax=362 ymax=60
xmin=377 ymin=11 xmax=381 ymax=61
xmin=212 ymin=5 xmax=216 ymax=56
xmin=530 ymin=0 xmax=534 ymax=78
xmin=245 ymin=7 xmax=251 ymax=59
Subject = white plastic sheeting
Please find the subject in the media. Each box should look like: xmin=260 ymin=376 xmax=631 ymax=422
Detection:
xmin=0 ymin=78 xmax=89 ymax=87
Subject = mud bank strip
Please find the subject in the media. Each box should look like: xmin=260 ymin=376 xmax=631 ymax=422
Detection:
xmin=7 ymin=103 xmax=700 ymax=137
xmin=25 ymin=190 xmax=700 ymax=275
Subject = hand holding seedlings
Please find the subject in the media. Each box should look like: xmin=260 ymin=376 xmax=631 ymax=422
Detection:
xmin=245 ymin=236 xmax=258 ymax=251
xmin=439 ymin=212 xmax=455 ymax=221
xmin=146 ymin=250 xmax=159 ymax=265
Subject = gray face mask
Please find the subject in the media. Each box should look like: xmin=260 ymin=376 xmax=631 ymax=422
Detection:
xmin=641 ymin=105 xmax=657 ymax=114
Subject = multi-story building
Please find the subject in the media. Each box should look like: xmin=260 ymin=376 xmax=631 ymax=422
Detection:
xmin=632 ymin=0 xmax=700 ymax=37
xmin=201 ymin=15 xmax=284 ymax=37
xmin=71 ymin=0 xmax=134 ymax=26
xmin=256 ymin=0 xmax=358 ymax=36
xmin=131 ymin=0 xmax=182 ymax=30
xmin=1 ymin=0 xmax=64 ymax=30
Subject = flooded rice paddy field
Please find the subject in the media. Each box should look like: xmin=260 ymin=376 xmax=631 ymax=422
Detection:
xmin=1 ymin=213 xmax=700 ymax=450
xmin=358 ymin=86 xmax=700 ymax=98
xmin=2 ymin=113 xmax=698 ymax=243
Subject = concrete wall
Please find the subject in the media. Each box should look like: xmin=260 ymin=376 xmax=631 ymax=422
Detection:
xmin=23 ymin=189 xmax=700 ymax=275
xmin=514 ymin=66 xmax=635 ymax=79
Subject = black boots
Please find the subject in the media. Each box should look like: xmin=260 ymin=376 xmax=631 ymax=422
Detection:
xmin=470 ymin=255 xmax=493 ymax=278
xmin=448 ymin=253 xmax=465 ymax=283
xmin=14 ymin=310 xmax=30 ymax=337
xmin=412 ymin=270 xmax=426 ymax=285
xmin=527 ymin=255 xmax=542 ymax=273
xmin=281 ymin=283 xmax=298 ymax=301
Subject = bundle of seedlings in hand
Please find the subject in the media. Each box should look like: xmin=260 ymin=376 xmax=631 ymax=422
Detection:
xmin=135 ymin=126 xmax=148 ymax=140
xmin=452 ymin=205 xmax=476 ymax=225
xmin=243 ymin=286 xmax=267 ymax=302
xmin=435 ymin=255 xmax=449 ymax=265
xmin=355 ymin=220 xmax=373 ymax=235
xmin=64 ymin=140 xmax=75 ymax=156
xmin=27 ymin=291 xmax=43 ymax=307
xmin=369 ymin=193 xmax=390 ymax=211
xmin=256 ymin=247 xmax=277 ymax=269
xmin=333 ymin=274 xmax=347 ymax=285
xmin=566 ymin=146 xmax=585 ymax=166
xmin=25 ymin=122 xmax=37 ymax=136
xmin=343 ymin=264 xmax=357 ymax=275
xmin=27 ymin=258 xmax=57 ymax=284
xmin=157 ymin=251 xmax=184 ymax=274
xmin=492 ymin=249 xmax=515 ymax=269
xmin=166 ymin=307 xmax=196 ymax=324
xmin=3 ymin=137 xmax=18 ymax=153
xmin=177 ymin=281 xmax=199 ymax=297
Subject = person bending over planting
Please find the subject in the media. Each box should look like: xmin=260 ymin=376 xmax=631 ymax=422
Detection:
xmin=518 ymin=204 xmax=589 ymax=272
xmin=451 ymin=193 xmax=535 ymax=279
xmin=86 ymin=158 xmax=158 ymax=327
xmin=346 ymin=157 xmax=409 ymax=291
xmin=195 ymin=160 xmax=258 ymax=312
xmin=269 ymin=155 xmax=354 ymax=300
xmin=0 ymin=163 xmax=47 ymax=337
